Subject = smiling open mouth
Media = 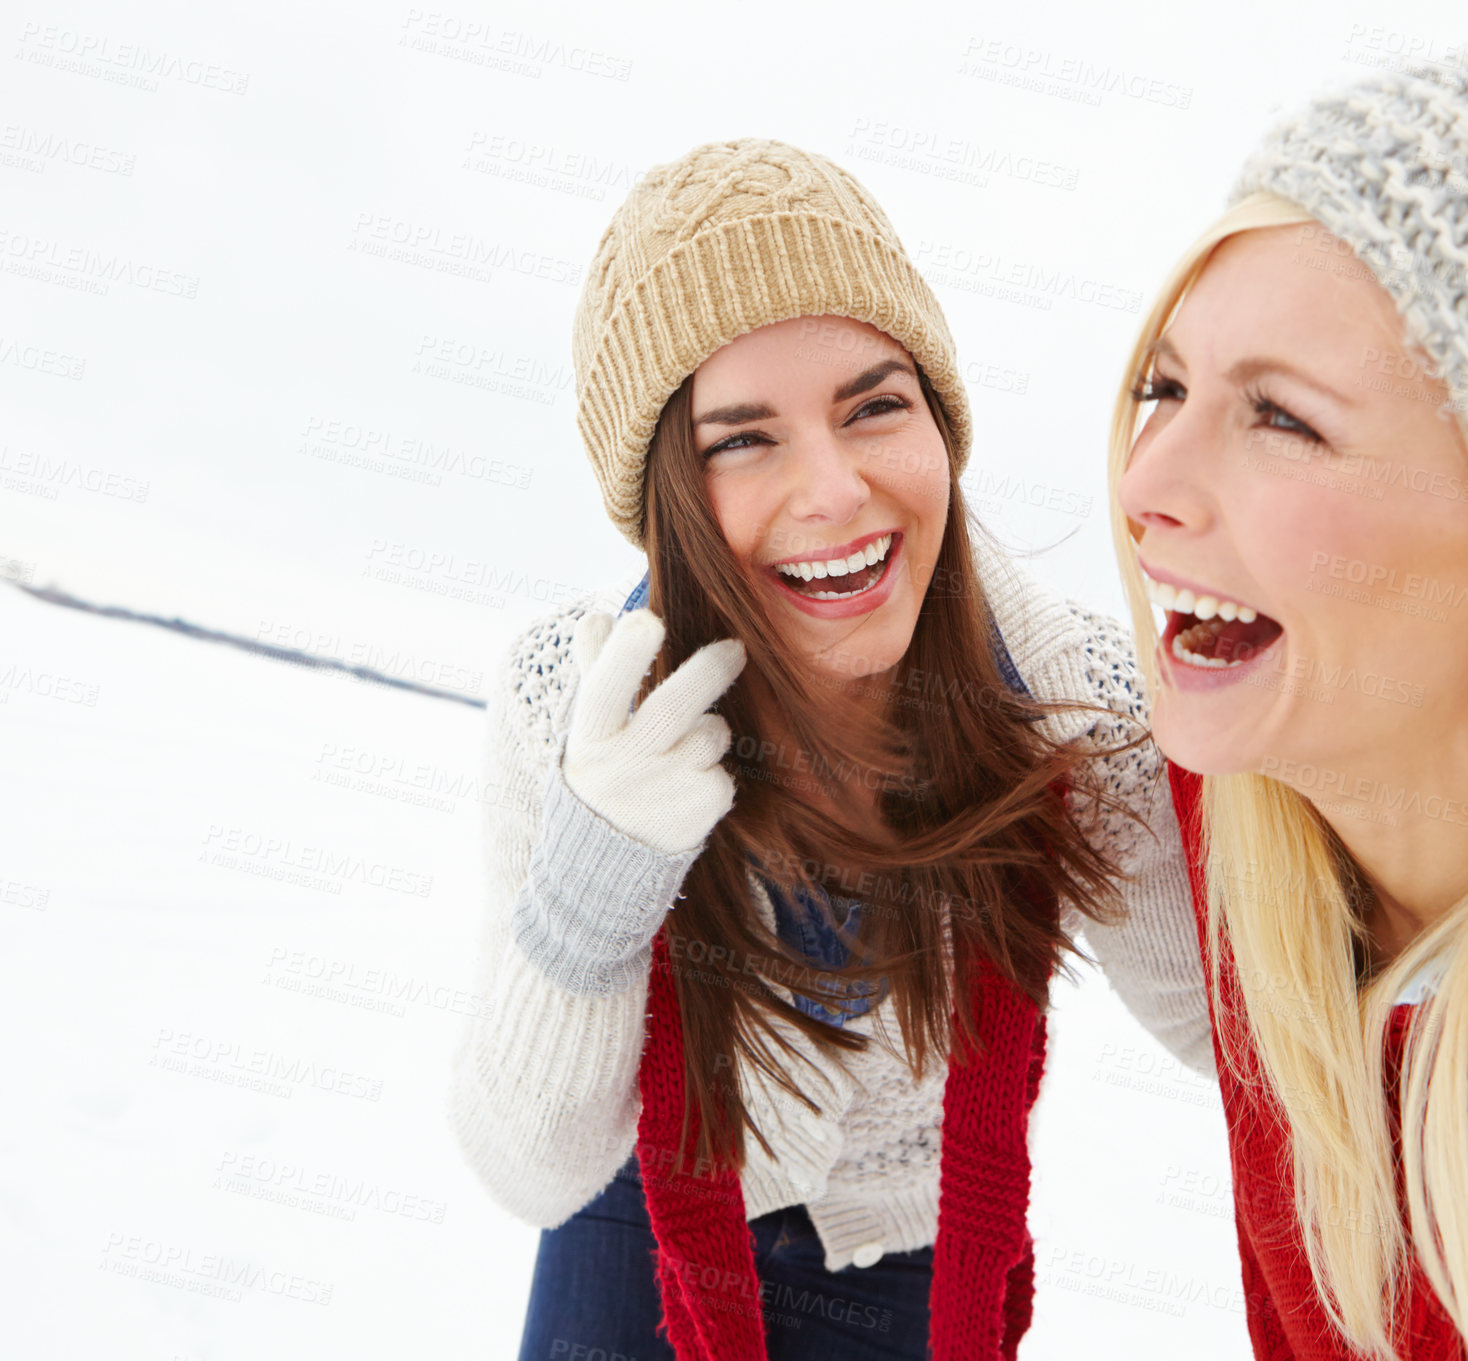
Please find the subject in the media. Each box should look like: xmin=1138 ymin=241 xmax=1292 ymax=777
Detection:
xmin=771 ymin=532 xmax=899 ymax=601
xmin=1143 ymin=569 xmax=1284 ymax=668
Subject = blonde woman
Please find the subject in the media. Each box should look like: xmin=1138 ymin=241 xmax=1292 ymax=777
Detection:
xmin=1109 ymin=66 xmax=1468 ymax=1360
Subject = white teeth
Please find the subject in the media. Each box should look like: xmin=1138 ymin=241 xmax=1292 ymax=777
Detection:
xmin=1171 ymin=634 xmax=1242 ymax=668
xmin=774 ymin=533 xmax=893 ymax=581
xmin=1139 ymin=567 xmax=1276 ymax=669
xmin=1141 ymin=568 xmax=1261 ymax=624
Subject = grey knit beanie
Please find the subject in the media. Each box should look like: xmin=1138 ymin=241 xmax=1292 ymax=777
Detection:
xmin=1229 ymin=63 xmax=1468 ymax=412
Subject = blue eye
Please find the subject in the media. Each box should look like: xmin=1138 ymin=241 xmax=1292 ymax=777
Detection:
xmin=1250 ymin=395 xmax=1322 ymax=443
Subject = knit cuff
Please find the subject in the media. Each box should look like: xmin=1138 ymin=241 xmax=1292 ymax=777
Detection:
xmin=510 ymin=757 xmax=702 ymax=995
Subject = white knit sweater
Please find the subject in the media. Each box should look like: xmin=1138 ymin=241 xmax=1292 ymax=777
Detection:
xmin=447 ymin=536 xmax=1212 ymax=1273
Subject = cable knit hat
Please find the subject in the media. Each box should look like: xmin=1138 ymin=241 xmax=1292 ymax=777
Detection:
xmin=572 ymin=138 xmax=973 ymax=548
xmin=1229 ymin=63 xmax=1468 ymax=413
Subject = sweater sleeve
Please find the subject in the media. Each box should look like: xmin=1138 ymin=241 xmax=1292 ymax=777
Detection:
xmin=511 ymin=761 xmax=702 ymax=994
xmin=1043 ymin=599 xmax=1216 ymax=1077
xmin=971 ymin=526 xmax=1215 ymax=1080
xmin=446 ymin=602 xmax=690 ymax=1227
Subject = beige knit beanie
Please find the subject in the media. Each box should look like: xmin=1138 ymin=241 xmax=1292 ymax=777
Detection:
xmin=571 ymin=137 xmax=973 ymax=548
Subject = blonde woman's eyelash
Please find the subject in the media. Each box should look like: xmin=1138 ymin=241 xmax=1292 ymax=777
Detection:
xmin=1243 ymin=384 xmax=1324 ymax=443
xmin=1127 ymin=374 xmax=1326 ymax=447
xmin=1129 ymin=375 xmax=1184 ymax=403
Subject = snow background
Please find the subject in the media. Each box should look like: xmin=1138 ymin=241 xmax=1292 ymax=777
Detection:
xmin=5 ymin=0 xmax=1462 ymax=1356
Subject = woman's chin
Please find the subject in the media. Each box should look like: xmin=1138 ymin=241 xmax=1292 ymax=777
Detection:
xmin=791 ymin=608 xmax=917 ymax=681
xmin=805 ymin=644 xmax=903 ymax=684
xmin=1151 ymin=695 xmax=1262 ymax=777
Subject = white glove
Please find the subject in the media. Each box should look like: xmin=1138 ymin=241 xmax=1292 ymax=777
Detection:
xmin=562 ymin=609 xmax=745 ymax=855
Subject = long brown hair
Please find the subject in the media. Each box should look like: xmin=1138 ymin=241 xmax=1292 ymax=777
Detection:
xmin=642 ymin=361 xmax=1145 ymax=1170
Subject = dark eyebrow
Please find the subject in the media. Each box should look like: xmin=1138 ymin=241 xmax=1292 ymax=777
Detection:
xmin=693 ymin=358 xmax=918 ymax=427
xmin=693 ymin=401 xmax=775 ymax=427
xmin=833 ymin=357 xmax=917 ymax=402
xmin=1145 ymin=334 xmax=1360 ymax=407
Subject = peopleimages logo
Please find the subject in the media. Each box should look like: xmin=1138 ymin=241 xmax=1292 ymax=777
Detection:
xmin=957 ymin=35 xmax=1194 ymax=109
xmin=1307 ymin=552 xmax=1468 ymax=609
xmin=915 ymin=240 xmax=1143 ymax=313
xmin=15 ymin=23 xmax=250 ymax=94
xmin=0 ymin=122 xmax=136 ymax=175
xmin=845 ymin=118 xmax=1080 ymax=191
xmin=0 ymin=227 xmax=199 ymax=297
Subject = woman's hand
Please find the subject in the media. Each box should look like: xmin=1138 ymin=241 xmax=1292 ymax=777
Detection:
xmin=562 ymin=609 xmax=746 ymax=855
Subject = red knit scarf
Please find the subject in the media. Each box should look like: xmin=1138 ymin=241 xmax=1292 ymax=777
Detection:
xmin=635 ymin=926 xmax=1045 ymax=1359
xmin=1167 ymin=762 xmax=1465 ymax=1360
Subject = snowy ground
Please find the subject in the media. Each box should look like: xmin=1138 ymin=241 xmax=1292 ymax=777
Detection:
xmin=1 ymin=578 xmax=1247 ymax=1360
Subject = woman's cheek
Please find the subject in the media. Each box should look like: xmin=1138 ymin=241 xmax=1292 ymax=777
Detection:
xmin=702 ymin=476 xmax=754 ymax=555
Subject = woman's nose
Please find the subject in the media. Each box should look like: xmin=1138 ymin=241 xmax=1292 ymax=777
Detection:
xmin=1117 ymin=410 xmax=1215 ymax=536
xmin=783 ymin=434 xmax=870 ymax=525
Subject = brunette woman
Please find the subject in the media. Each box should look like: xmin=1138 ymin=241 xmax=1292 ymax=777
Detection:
xmin=454 ymin=137 xmax=1210 ymax=1359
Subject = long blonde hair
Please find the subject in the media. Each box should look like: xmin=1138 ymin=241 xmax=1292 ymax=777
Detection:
xmin=1106 ymin=189 xmax=1468 ymax=1358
